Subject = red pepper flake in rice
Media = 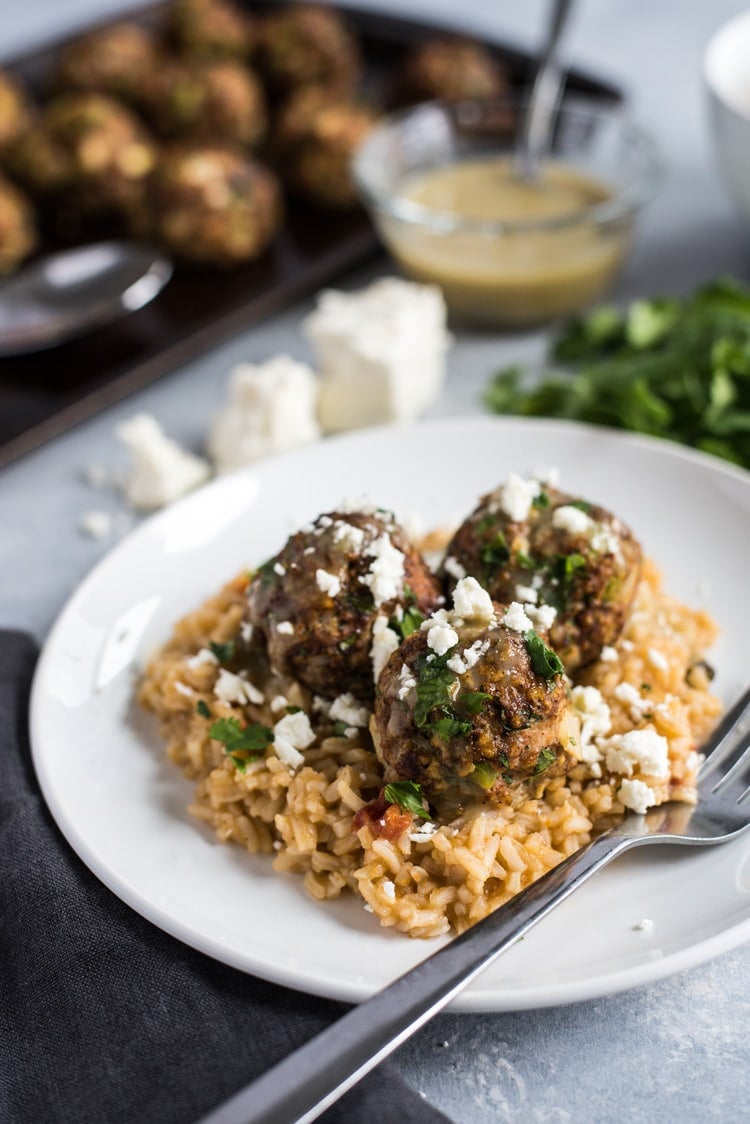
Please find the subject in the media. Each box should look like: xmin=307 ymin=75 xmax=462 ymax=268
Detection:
xmin=353 ymin=792 xmax=413 ymax=841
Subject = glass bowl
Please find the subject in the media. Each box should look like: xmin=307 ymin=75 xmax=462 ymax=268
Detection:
xmin=352 ymin=96 xmax=661 ymax=326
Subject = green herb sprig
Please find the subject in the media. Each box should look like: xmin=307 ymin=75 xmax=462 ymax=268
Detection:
xmin=209 ymin=716 xmax=273 ymax=772
xmin=524 ymin=630 xmax=565 ymax=679
xmin=383 ymin=780 xmax=432 ymax=819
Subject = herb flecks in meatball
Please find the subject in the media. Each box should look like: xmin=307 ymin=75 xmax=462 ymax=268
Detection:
xmin=168 ymin=0 xmax=257 ymax=60
xmin=56 ymin=23 xmax=162 ymax=106
xmin=374 ymin=576 xmax=577 ymax=811
xmin=395 ymin=37 xmax=507 ymax=105
xmin=143 ymin=59 xmax=267 ymax=148
xmin=444 ymin=473 xmax=642 ymax=672
xmin=246 ymin=507 xmax=442 ymax=704
xmin=256 ymin=5 xmax=361 ymax=93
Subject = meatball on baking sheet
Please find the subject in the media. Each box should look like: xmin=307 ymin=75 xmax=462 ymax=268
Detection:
xmin=139 ymin=465 xmax=721 ymax=940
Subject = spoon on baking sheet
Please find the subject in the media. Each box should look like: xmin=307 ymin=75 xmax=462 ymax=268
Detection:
xmin=516 ymin=0 xmax=577 ymax=180
xmin=0 ymin=241 xmax=173 ymax=356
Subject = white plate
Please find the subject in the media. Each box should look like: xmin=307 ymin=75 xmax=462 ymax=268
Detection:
xmin=30 ymin=417 xmax=750 ymax=1012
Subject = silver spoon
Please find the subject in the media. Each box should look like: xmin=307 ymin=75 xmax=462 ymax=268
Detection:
xmin=516 ymin=0 xmax=576 ymax=179
xmin=0 ymin=241 xmax=173 ymax=356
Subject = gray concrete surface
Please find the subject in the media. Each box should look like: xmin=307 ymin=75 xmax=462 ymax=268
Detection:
xmin=2 ymin=2 xmax=749 ymax=1121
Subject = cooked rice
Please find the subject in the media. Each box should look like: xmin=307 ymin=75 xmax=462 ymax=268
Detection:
xmin=138 ymin=559 xmax=721 ymax=938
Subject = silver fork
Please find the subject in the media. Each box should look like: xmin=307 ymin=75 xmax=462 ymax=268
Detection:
xmin=199 ymin=684 xmax=750 ymax=1124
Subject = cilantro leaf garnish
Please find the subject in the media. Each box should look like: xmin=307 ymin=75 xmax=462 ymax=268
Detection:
xmin=568 ymin=500 xmax=592 ymax=514
xmin=209 ymin=716 xmax=273 ymax=772
xmin=209 ymin=640 xmax=235 ymax=664
xmin=476 ymin=514 xmax=496 ymax=534
xmin=470 ymin=761 xmax=498 ymax=790
xmin=255 ymin=558 xmax=278 ymax=587
xmin=430 ymin=714 xmax=472 ymax=740
xmin=414 ymin=653 xmax=457 ymax=728
xmin=524 ymin=630 xmax=565 ymax=679
xmin=555 ymin=552 xmax=587 ymax=585
xmin=383 ymin=780 xmax=432 ymax=820
xmin=515 ymin=551 xmax=540 ymax=571
xmin=532 ymin=490 xmax=550 ymax=510
xmin=196 ymin=699 xmax=211 ymax=719
xmin=462 ymin=690 xmax=491 ymax=716
xmin=480 ymin=530 xmax=510 ymax=575
xmin=534 ymin=747 xmax=558 ymax=774
xmin=390 ymin=588 xmax=425 ymax=640
xmin=332 ymin=720 xmax=350 ymax=737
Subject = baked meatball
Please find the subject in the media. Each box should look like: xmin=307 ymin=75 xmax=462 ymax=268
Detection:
xmin=246 ymin=509 xmax=443 ymax=704
xmin=0 ymin=173 xmax=36 ymax=275
xmin=273 ymin=87 xmax=376 ymax=208
xmin=55 ymin=22 xmax=162 ymax=105
xmin=143 ymin=59 xmax=267 ymax=148
xmin=0 ymin=71 xmax=33 ymax=154
xmin=374 ymin=577 xmax=577 ymax=810
xmin=444 ymin=477 xmax=642 ymax=672
xmin=395 ymin=37 xmax=507 ymax=104
xmin=256 ymin=5 xmax=360 ymax=93
xmin=6 ymin=93 xmax=157 ymax=234
xmin=168 ymin=0 xmax=256 ymax=60
xmin=144 ymin=145 xmax=281 ymax=265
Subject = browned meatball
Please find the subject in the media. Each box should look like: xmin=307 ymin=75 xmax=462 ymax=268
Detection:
xmin=374 ymin=592 xmax=577 ymax=810
xmin=395 ymin=37 xmax=507 ymax=104
xmin=444 ymin=479 xmax=642 ymax=672
xmin=55 ymin=22 xmax=162 ymax=105
xmin=256 ymin=5 xmax=361 ymax=93
xmin=144 ymin=145 xmax=282 ymax=266
xmin=143 ymin=59 xmax=267 ymax=148
xmin=273 ymin=87 xmax=376 ymax=208
xmin=6 ymin=93 xmax=157 ymax=235
xmin=0 ymin=71 xmax=34 ymax=154
xmin=0 ymin=173 xmax=36 ymax=274
xmin=168 ymin=0 xmax=256 ymax=60
xmin=246 ymin=509 xmax=443 ymax=704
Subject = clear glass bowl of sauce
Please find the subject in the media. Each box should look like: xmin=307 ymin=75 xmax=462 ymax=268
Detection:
xmin=352 ymin=97 xmax=660 ymax=326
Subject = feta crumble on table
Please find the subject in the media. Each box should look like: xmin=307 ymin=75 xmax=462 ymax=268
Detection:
xmin=206 ymin=355 xmax=320 ymax=472
xmin=329 ymin=693 xmax=370 ymax=728
xmin=303 ymin=277 xmax=451 ymax=431
xmin=78 ymin=510 xmax=113 ymax=540
xmin=272 ymin=710 xmax=315 ymax=770
xmin=633 ymin=918 xmax=655 ymax=933
xmin=315 ymin=568 xmax=341 ymax=597
xmin=618 ymin=778 xmax=658 ymax=814
xmin=117 ymin=413 xmax=210 ymax=510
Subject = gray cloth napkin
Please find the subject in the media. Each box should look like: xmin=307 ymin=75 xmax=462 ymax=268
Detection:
xmin=0 ymin=630 xmax=451 ymax=1124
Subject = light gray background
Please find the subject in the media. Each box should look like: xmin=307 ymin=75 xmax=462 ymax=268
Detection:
xmin=2 ymin=2 xmax=749 ymax=1121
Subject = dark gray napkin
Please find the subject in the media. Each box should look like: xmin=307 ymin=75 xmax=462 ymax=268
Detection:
xmin=0 ymin=631 xmax=451 ymax=1124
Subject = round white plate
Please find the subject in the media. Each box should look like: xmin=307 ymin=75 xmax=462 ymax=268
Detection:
xmin=30 ymin=417 xmax=750 ymax=1011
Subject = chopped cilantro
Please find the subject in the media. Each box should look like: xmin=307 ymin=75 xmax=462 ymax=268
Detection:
xmin=430 ymin=714 xmax=472 ymax=740
xmin=338 ymin=635 xmax=357 ymax=651
xmin=390 ymin=588 xmax=425 ymax=640
xmin=383 ymin=780 xmax=432 ymax=819
xmin=480 ymin=530 xmax=510 ymax=574
xmin=476 ymin=514 xmax=496 ymax=534
xmin=515 ymin=551 xmax=539 ymax=571
xmin=255 ymin=558 xmax=278 ymax=586
xmin=286 ymin=704 xmax=303 ymax=714
xmin=209 ymin=640 xmax=235 ymax=664
xmin=524 ymin=630 xmax=565 ymax=678
xmin=532 ymin=490 xmax=550 ymax=510
xmin=332 ymin=720 xmax=350 ymax=737
xmin=462 ymin=690 xmax=491 ymax=716
xmin=470 ymin=761 xmax=497 ymax=790
xmin=209 ymin=716 xmax=273 ymax=771
xmin=555 ymin=552 xmax=587 ymax=584
xmin=641 ymin=683 xmax=652 ymax=692
xmin=568 ymin=500 xmax=592 ymax=514
xmin=414 ymin=652 xmax=457 ymax=728
xmin=534 ymin=747 xmax=558 ymax=774
xmin=195 ymin=699 xmax=211 ymax=719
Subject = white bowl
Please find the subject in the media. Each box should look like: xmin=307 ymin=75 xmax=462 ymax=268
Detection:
xmin=705 ymin=9 xmax=750 ymax=220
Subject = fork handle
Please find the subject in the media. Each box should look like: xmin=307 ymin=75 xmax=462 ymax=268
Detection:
xmin=198 ymin=831 xmax=632 ymax=1124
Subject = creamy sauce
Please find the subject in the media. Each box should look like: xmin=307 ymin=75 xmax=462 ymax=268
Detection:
xmin=382 ymin=157 xmax=630 ymax=325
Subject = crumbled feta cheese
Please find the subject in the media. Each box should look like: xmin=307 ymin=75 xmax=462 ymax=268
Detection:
xmin=426 ymin=620 xmax=459 ymax=656
xmin=303 ymin=277 xmax=450 ymax=431
xmin=316 ymin=568 xmax=341 ymax=597
xmin=452 ymin=576 xmax=494 ymax=624
xmin=534 ymin=465 xmax=560 ymax=488
xmin=240 ymin=621 xmax=254 ymax=644
xmin=447 ymin=638 xmax=490 ymax=675
xmin=206 ymin=355 xmax=320 ymax=472
xmin=647 ymin=647 xmax=668 ymax=671
xmin=525 ymin=603 xmax=557 ymax=631
xmin=444 ymin=555 xmax=467 ymax=582
xmin=495 ymin=473 xmax=540 ymax=523
xmin=381 ymin=879 xmax=396 ymax=902
xmin=174 ymin=680 xmax=194 ymax=697
xmin=599 ymin=645 xmax=618 ymax=662
xmin=633 ymin=918 xmax=655 ymax=933
xmin=270 ymin=695 xmax=288 ymax=713
xmin=276 ymin=621 xmax=294 ymax=635
xmin=78 ymin=510 xmax=112 ymax=539
xmin=613 ymin=681 xmax=649 ymax=721
xmin=371 ymin=614 xmax=399 ymax=681
xmin=398 ymin=664 xmax=417 ymax=700
xmin=552 ymin=505 xmax=593 ymax=536
xmin=621 ymin=639 xmax=634 ymax=651
xmin=214 ymin=669 xmax=264 ymax=707
xmin=83 ymin=463 xmax=113 ymax=489
xmin=503 ymin=601 xmax=534 ymax=633
xmin=329 ymin=693 xmax=370 ymax=728
xmin=363 ymin=534 xmax=405 ymax=606
xmin=117 ymin=413 xmax=210 ymax=510
xmin=409 ymin=821 xmax=438 ymax=844
xmin=312 ymin=695 xmax=332 ymax=716
xmin=590 ymin=523 xmax=621 ymax=555
xmin=569 ymin=685 xmax=611 ymax=762
xmin=273 ymin=562 xmax=286 ymax=577
xmin=605 ymin=728 xmax=670 ymax=778
xmin=187 ymin=647 xmax=219 ymax=669
xmin=618 ymin=778 xmax=657 ymax=814
xmin=515 ymin=583 xmax=537 ymax=604
xmin=332 ymin=520 xmax=366 ymax=552
xmin=273 ymin=710 xmax=315 ymax=770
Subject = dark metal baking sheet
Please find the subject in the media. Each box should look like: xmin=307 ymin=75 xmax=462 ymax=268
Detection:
xmin=0 ymin=4 xmax=622 ymax=469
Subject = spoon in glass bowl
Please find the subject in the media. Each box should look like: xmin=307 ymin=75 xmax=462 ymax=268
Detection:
xmin=0 ymin=240 xmax=173 ymax=356
xmin=516 ymin=0 xmax=576 ymax=180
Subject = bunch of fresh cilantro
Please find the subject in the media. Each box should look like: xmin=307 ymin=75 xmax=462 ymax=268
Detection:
xmin=484 ymin=276 xmax=750 ymax=469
